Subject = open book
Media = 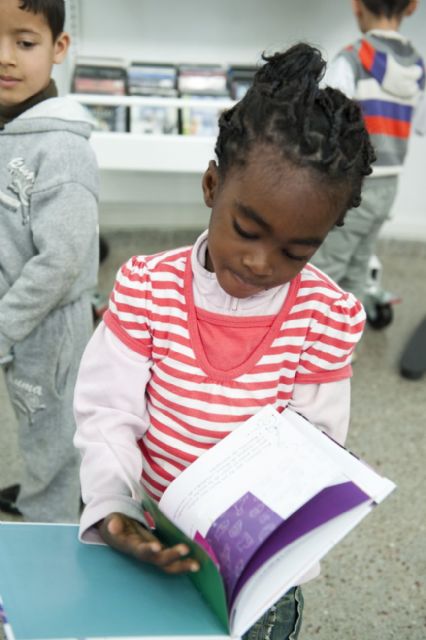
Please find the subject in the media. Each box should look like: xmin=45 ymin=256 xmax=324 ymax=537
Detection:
xmin=142 ymin=406 xmax=396 ymax=638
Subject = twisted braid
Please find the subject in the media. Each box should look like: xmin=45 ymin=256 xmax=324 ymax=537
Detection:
xmin=215 ymin=43 xmax=376 ymax=210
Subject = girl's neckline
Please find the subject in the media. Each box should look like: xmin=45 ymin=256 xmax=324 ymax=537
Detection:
xmin=184 ymin=250 xmax=301 ymax=381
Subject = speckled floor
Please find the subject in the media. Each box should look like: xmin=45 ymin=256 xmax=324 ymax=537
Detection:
xmin=1 ymin=231 xmax=425 ymax=640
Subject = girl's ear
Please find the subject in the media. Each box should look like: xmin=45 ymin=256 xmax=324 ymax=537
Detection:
xmin=53 ymin=32 xmax=70 ymax=65
xmin=202 ymin=160 xmax=220 ymax=208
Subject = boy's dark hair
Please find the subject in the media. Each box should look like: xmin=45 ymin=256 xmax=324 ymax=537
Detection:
xmin=19 ymin=0 xmax=65 ymax=40
xmin=215 ymin=43 xmax=376 ymax=211
xmin=360 ymin=0 xmax=411 ymax=18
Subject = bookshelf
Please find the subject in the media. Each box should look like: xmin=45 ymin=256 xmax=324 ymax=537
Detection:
xmin=62 ymin=0 xmax=279 ymax=181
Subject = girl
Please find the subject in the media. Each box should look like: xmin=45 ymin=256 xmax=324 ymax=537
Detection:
xmin=74 ymin=42 xmax=375 ymax=639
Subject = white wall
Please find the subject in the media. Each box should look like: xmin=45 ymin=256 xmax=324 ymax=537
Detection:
xmin=58 ymin=0 xmax=426 ymax=237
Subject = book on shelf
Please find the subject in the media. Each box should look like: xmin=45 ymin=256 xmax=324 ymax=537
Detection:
xmin=180 ymin=94 xmax=228 ymax=137
xmin=71 ymin=57 xmax=129 ymax=132
xmin=177 ymin=64 xmax=229 ymax=96
xmin=227 ymin=64 xmax=258 ymax=100
xmin=177 ymin=65 xmax=230 ymax=137
xmin=140 ymin=405 xmax=396 ymax=637
xmin=128 ymin=62 xmax=179 ymax=135
xmin=130 ymin=102 xmax=180 ymax=135
xmin=0 ymin=406 xmax=395 ymax=639
xmin=128 ymin=62 xmax=177 ymax=95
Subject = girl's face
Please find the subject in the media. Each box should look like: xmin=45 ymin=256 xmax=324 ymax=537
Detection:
xmin=202 ymin=149 xmax=348 ymax=299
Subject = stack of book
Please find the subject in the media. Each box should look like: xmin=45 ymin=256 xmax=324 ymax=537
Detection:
xmin=69 ymin=58 xmax=262 ymax=138
xmin=71 ymin=56 xmax=128 ymax=132
xmin=177 ymin=64 xmax=229 ymax=137
xmin=128 ymin=63 xmax=179 ymax=135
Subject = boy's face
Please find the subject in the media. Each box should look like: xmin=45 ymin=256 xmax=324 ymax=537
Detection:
xmin=202 ymin=149 xmax=348 ymax=299
xmin=0 ymin=0 xmax=69 ymax=107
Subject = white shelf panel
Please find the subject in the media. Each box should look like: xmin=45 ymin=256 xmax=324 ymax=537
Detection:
xmin=72 ymin=93 xmax=235 ymax=110
xmin=90 ymin=133 xmax=217 ymax=172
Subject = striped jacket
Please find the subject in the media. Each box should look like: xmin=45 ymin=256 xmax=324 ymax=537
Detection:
xmin=339 ymin=32 xmax=425 ymax=174
xmin=104 ymin=244 xmax=365 ymax=501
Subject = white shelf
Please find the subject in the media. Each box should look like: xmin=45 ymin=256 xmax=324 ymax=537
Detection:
xmin=90 ymin=132 xmax=217 ymax=172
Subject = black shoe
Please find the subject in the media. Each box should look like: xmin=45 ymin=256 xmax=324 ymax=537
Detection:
xmin=0 ymin=484 xmax=20 ymax=502
xmin=0 ymin=484 xmax=22 ymax=515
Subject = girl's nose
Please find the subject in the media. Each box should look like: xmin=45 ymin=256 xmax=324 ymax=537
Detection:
xmin=242 ymin=249 xmax=274 ymax=278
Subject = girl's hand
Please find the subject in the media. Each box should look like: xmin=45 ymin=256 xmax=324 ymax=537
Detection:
xmin=97 ymin=512 xmax=200 ymax=575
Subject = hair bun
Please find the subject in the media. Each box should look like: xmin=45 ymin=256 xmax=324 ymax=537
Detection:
xmin=254 ymin=43 xmax=326 ymax=96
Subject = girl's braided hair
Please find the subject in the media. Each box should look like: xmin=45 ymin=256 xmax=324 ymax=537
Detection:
xmin=215 ymin=43 xmax=376 ymax=209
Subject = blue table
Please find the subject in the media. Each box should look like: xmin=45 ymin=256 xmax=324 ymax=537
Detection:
xmin=0 ymin=523 xmax=231 ymax=640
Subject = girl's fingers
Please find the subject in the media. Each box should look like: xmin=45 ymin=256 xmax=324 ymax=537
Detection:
xmin=101 ymin=513 xmax=199 ymax=574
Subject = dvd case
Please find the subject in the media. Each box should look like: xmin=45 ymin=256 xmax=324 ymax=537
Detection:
xmin=177 ymin=64 xmax=229 ymax=137
xmin=227 ymin=65 xmax=257 ymax=100
xmin=177 ymin=64 xmax=228 ymax=96
xmin=71 ymin=59 xmax=129 ymax=132
xmin=128 ymin=63 xmax=179 ymax=135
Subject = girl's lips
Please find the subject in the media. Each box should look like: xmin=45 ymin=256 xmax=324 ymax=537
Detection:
xmin=229 ymin=270 xmax=265 ymax=295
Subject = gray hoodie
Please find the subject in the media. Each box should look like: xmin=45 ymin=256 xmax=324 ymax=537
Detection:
xmin=0 ymin=97 xmax=99 ymax=356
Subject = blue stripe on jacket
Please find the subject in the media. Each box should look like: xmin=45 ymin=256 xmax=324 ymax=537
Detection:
xmin=360 ymin=99 xmax=413 ymax=122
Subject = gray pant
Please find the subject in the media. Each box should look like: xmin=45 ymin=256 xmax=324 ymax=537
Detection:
xmin=4 ymin=295 xmax=93 ymax=522
xmin=311 ymin=177 xmax=398 ymax=302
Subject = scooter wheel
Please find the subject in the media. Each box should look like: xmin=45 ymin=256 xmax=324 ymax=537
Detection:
xmin=367 ymin=302 xmax=394 ymax=330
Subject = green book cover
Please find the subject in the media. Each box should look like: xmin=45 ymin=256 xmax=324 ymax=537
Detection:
xmin=143 ymin=496 xmax=230 ymax=631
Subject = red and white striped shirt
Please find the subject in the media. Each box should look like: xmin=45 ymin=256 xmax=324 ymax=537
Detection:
xmin=104 ymin=243 xmax=365 ymax=501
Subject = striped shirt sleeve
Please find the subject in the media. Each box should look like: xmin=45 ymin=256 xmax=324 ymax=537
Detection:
xmin=296 ymin=292 xmax=366 ymax=383
xmin=104 ymin=256 xmax=153 ymax=358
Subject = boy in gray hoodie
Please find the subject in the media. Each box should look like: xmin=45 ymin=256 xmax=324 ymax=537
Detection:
xmin=311 ymin=0 xmax=425 ymax=303
xmin=0 ymin=0 xmax=99 ymax=521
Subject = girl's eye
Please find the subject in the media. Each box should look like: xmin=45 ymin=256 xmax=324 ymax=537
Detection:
xmin=282 ymin=249 xmax=308 ymax=262
xmin=233 ymin=219 xmax=259 ymax=240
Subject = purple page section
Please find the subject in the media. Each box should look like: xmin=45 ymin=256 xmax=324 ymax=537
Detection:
xmin=205 ymin=492 xmax=284 ymax=602
xmin=230 ymin=481 xmax=370 ymax=607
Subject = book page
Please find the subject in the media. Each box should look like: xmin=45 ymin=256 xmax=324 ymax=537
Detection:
xmin=159 ymin=406 xmax=395 ymax=605
xmin=160 ymin=406 xmax=341 ymax=539
xmin=159 ymin=407 xmax=346 ymax=601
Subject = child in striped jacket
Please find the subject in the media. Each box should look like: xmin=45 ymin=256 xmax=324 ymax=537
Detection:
xmin=311 ymin=0 xmax=425 ymax=303
xmin=74 ymin=43 xmax=375 ymax=639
